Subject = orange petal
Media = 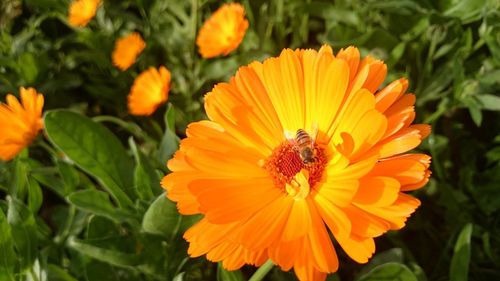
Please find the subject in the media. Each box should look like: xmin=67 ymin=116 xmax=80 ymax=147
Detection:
xmin=383 ymin=107 xmax=415 ymax=139
xmin=205 ymin=81 xmax=279 ymax=155
xmin=315 ymin=179 xmax=359 ymax=208
xmin=354 ymin=193 xmax=421 ymax=230
xmin=344 ymin=205 xmax=390 ymax=237
xmin=306 ymin=200 xmax=339 ymax=272
xmin=268 ymin=237 xmax=301 ymax=271
xmin=326 ymin=154 xmax=378 ymax=181
xmin=239 ymin=196 xmax=292 ymax=250
xmin=294 ymin=263 xmax=327 ymax=281
xmin=335 ymin=233 xmax=375 ymax=263
xmin=185 ymin=219 xmax=240 ymax=257
xmin=328 ymin=88 xmax=376 ymax=144
xmin=189 ymin=177 xmax=281 ymax=224
xmin=368 ymin=154 xmax=431 ymax=191
xmin=349 ymin=110 xmax=387 ymax=160
xmin=282 ymin=199 xmax=313 ymax=241
xmin=384 ymin=94 xmax=416 ymax=117
xmin=305 ymin=56 xmax=350 ymax=136
xmin=375 ymin=78 xmax=408 ymax=113
xmin=313 ymin=191 xmax=352 ymax=239
xmin=260 ymin=49 xmax=306 ymax=131
xmin=376 ymin=126 xmax=424 ymax=158
xmin=162 ymin=172 xmax=200 ymax=215
xmin=353 ymin=176 xmax=400 ymax=207
xmin=336 ymin=46 xmax=360 ymax=81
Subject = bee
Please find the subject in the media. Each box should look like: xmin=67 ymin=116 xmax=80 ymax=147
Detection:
xmin=287 ymin=127 xmax=318 ymax=164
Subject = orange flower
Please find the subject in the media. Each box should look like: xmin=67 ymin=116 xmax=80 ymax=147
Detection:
xmin=161 ymin=45 xmax=431 ymax=280
xmin=196 ymin=3 xmax=249 ymax=58
xmin=128 ymin=66 xmax=171 ymax=116
xmin=0 ymin=87 xmax=44 ymax=161
xmin=112 ymin=32 xmax=146 ymax=71
xmin=68 ymin=0 xmax=101 ymax=27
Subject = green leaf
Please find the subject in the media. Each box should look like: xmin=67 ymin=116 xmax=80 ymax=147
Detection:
xmin=142 ymin=194 xmax=181 ymax=239
xmin=173 ymin=272 xmax=185 ymax=281
xmin=31 ymin=169 xmax=67 ymax=198
xmin=477 ymin=94 xmax=500 ymax=111
xmin=17 ymin=52 xmax=38 ymax=83
xmin=46 ymin=264 xmax=79 ymax=281
xmin=462 ymin=96 xmax=483 ymax=126
xmin=129 ymin=138 xmax=159 ymax=200
xmin=443 ymin=0 xmax=486 ymax=23
xmin=0 ymin=209 xmax=16 ymax=281
xmin=449 ymin=223 xmax=473 ymax=281
xmin=7 ymin=196 xmax=38 ymax=270
xmin=217 ymin=263 xmax=245 ymax=281
xmin=44 ymin=110 xmax=135 ymax=207
xmin=358 ymin=248 xmax=404 ymax=277
xmin=82 ymin=260 xmax=121 ymax=281
xmin=27 ymin=176 xmax=43 ymax=213
xmin=158 ymin=104 xmax=180 ymax=165
xmin=57 ymin=160 xmax=80 ymax=195
xmin=67 ymin=190 xmax=135 ymax=224
xmin=68 ymin=237 xmax=141 ymax=268
xmin=11 ymin=151 xmax=29 ymax=200
xmin=357 ymin=263 xmax=418 ymax=281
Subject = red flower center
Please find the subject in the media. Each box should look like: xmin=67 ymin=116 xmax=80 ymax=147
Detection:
xmin=265 ymin=141 xmax=327 ymax=191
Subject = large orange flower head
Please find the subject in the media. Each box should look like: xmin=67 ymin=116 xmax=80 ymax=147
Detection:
xmin=161 ymin=45 xmax=431 ymax=280
xmin=196 ymin=3 xmax=249 ymax=59
xmin=68 ymin=0 xmax=101 ymax=27
xmin=128 ymin=66 xmax=171 ymax=116
xmin=0 ymin=87 xmax=44 ymax=161
xmin=112 ymin=32 xmax=146 ymax=71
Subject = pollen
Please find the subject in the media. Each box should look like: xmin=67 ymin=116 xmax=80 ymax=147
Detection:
xmin=264 ymin=141 xmax=327 ymax=191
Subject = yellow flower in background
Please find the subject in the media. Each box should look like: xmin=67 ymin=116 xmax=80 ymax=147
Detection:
xmin=112 ymin=32 xmax=146 ymax=71
xmin=0 ymin=87 xmax=44 ymax=161
xmin=161 ymin=45 xmax=431 ymax=280
xmin=68 ymin=0 xmax=101 ymax=27
xmin=128 ymin=66 xmax=171 ymax=116
xmin=196 ymin=3 xmax=249 ymax=58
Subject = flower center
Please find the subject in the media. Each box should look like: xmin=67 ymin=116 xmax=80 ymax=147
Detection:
xmin=264 ymin=141 xmax=327 ymax=197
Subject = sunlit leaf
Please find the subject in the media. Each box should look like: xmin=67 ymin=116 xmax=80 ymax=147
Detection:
xmin=158 ymin=104 xmax=180 ymax=165
xmin=449 ymin=223 xmax=473 ymax=281
xmin=0 ymin=209 xmax=16 ymax=281
xmin=6 ymin=197 xmax=38 ymax=270
xmin=142 ymin=194 xmax=181 ymax=239
xmin=44 ymin=110 xmax=135 ymax=207
xmin=67 ymin=190 xmax=137 ymax=224
xmin=217 ymin=263 xmax=245 ymax=281
xmin=68 ymin=237 xmax=141 ymax=267
xmin=357 ymin=263 xmax=418 ymax=281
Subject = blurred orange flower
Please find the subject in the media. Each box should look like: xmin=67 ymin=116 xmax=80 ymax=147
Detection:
xmin=128 ymin=66 xmax=171 ymax=116
xmin=0 ymin=87 xmax=44 ymax=161
xmin=161 ymin=45 xmax=431 ymax=280
xmin=68 ymin=0 xmax=101 ymax=27
xmin=196 ymin=3 xmax=249 ymax=58
xmin=112 ymin=32 xmax=146 ymax=71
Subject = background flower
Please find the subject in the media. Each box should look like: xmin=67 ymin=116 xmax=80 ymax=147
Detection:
xmin=68 ymin=0 xmax=101 ymax=27
xmin=128 ymin=66 xmax=171 ymax=116
xmin=0 ymin=87 xmax=44 ymax=161
xmin=196 ymin=3 xmax=249 ymax=58
xmin=112 ymin=32 xmax=146 ymax=71
xmin=162 ymin=45 xmax=431 ymax=280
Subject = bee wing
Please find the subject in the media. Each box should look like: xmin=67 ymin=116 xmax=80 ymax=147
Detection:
xmin=309 ymin=123 xmax=319 ymax=147
xmin=284 ymin=130 xmax=296 ymax=143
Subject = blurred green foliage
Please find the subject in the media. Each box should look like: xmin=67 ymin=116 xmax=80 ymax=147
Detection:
xmin=1 ymin=0 xmax=500 ymax=280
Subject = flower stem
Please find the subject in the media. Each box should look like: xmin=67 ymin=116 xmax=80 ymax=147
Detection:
xmin=249 ymin=260 xmax=274 ymax=281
